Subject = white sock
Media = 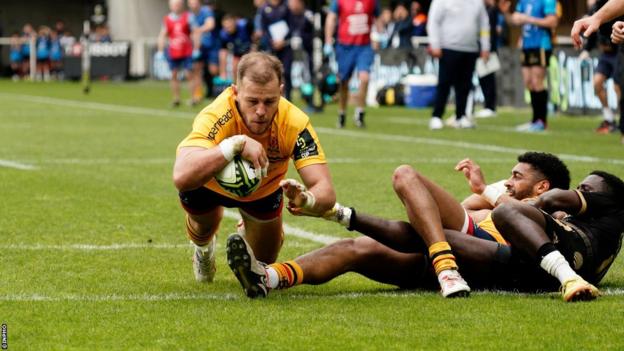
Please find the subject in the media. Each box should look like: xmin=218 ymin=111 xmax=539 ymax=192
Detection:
xmin=355 ymin=107 xmax=364 ymax=116
xmin=266 ymin=267 xmax=279 ymax=289
xmin=539 ymin=251 xmax=578 ymax=284
xmin=192 ymin=238 xmax=214 ymax=254
xmin=603 ymin=107 xmax=614 ymax=122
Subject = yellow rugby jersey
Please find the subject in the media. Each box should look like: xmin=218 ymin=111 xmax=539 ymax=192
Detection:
xmin=477 ymin=212 xmax=509 ymax=246
xmin=177 ymin=87 xmax=326 ymax=201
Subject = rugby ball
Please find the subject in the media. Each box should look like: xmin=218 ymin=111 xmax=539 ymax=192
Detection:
xmin=215 ymin=156 xmax=261 ymax=197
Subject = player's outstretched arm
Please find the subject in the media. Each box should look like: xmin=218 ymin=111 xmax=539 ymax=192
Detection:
xmin=281 ymin=164 xmax=335 ymax=216
xmin=532 ymin=189 xmax=582 ymax=214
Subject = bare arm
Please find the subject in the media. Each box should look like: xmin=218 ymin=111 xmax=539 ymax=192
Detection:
xmin=324 ymin=12 xmax=337 ymax=44
xmin=297 ymin=163 xmax=336 ymax=215
xmin=173 ymin=146 xmax=229 ymax=191
xmin=572 ymin=0 xmax=624 ymax=48
xmin=157 ymin=26 xmax=167 ymax=53
xmin=281 ymin=163 xmax=336 ymax=216
xmin=173 ymin=136 xmax=268 ymax=192
xmin=533 ymin=189 xmax=582 ymax=214
xmin=526 ymin=14 xmax=558 ymax=30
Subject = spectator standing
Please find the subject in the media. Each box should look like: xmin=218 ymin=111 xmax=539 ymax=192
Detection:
xmin=21 ymin=23 xmax=35 ymax=78
xmin=411 ymin=0 xmax=427 ymax=36
xmin=475 ymin=0 xmax=502 ymax=118
xmin=35 ymin=26 xmax=51 ymax=81
xmin=259 ymin=0 xmax=294 ymax=100
xmin=188 ymin=0 xmax=218 ymax=103
xmin=219 ymin=15 xmax=253 ymax=81
xmin=500 ymin=0 xmax=558 ymax=132
xmin=9 ymin=32 xmax=22 ymax=80
xmin=325 ymin=0 xmax=380 ymax=128
xmin=49 ymin=30 xmax=63 ymax=80
xmin=581 ymin=0 xmax=620 ymax=134
xmin=427 ymin=0 xmax=490 ymax=130
xmin=157 ymin=0 xmax=197 ymax=107
xmin=371 ymin=7 xmax=393 ymax=51
xmin=388 ymin=2 xmax=413 ymax=49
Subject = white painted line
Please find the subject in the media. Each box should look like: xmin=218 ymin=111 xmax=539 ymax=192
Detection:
xmin=317 ymin=127 xmax=624 ymax=165
xmin=329 ymin=157 xmax=511 ymax=164
xmin=2 ymin=288 xmax=623 ymax=302
xmin=3 ymin=92 xmax=622 ymax=165
xmin=0 ymin=159 xmax=38 ymax=170
xmin=0 ymin=210 xmax=338 ymax=251
xmin=0 ymin=92 xmax=194 ymax=119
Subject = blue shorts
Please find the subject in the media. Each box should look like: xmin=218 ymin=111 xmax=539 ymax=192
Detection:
xmin=335 ymin=44 xmax=374 ymax=80
xmin=595 ymin=52 xmax=617 ymax=78
xmin=197 ymin=46 xmax=219 ymax=65
xmin=168 ymin=56 xmax=193 ymax=71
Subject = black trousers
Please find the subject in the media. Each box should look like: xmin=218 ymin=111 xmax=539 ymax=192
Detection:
xmin=478 ymin=71 xmax=497 ymax=111
xmin=432 ymin=49 xmax=479 ymax=119
xmin=274 ymin=47 xmax=293 ymax=100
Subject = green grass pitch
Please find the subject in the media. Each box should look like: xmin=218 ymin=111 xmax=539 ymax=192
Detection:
xmin=1 ymin=80 xmax=623 ymax=350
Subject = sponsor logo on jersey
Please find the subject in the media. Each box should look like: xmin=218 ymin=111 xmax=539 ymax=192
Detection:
xmin=207 ymin=108 xmax=234 ymax=141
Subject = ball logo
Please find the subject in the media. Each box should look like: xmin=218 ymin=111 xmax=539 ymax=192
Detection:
xmin=216 ymin=156 xmax=261 ymax=197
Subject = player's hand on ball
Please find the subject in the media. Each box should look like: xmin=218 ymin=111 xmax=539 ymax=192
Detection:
xmin=280 ymin=179 xmax=318 ymax=216
xmin=240 ymin=137 xmax=269 ymax=178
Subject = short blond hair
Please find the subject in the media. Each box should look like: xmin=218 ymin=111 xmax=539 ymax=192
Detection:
xmin=237 ymin=52 xmax=283 ymax=85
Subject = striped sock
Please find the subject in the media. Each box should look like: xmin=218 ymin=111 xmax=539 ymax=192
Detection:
xmin=185 ymin=215 xmax=214 ymax=247
xmin=266 ymin=261 xmax=304 ymax=289
xmin=428 ymin=241 xmax=458 ymax=275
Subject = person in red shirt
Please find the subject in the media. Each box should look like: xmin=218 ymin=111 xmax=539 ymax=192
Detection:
xmin=157 ymin=0 xmax=198 ymax=107
xmin=324 ymin=0 xmax=380 ymax=128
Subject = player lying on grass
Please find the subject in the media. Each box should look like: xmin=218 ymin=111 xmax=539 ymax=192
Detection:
xmin=492 ymin=170 xmax=624 ymax=301
xmin=173 ymin=52 xmax=336 ymax=285
xmin=226 ymin=152 xmax=598 ymax=300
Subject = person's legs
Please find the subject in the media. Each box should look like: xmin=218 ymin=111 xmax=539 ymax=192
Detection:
xmin=186 ymin=206 xmax=224 ymax=282
xmin=282 ymin=237 xmax=427 ymax=288
xmin=453 ymin=52 xmax=478 ymax=123
xmin=480 ymin=72 xmax=497 ymax=112
xmin=277 ymin=48 xmax=293 ymax=100
xmin=192 ymin=60 xmax=204 ymax=104
xmin=171 ymin=68 xmax=181 ymax=105
xmin=431 ymin=50 xmax=453 ymax=122
xmin=335 ymin=44 xmax=356 ymax=128
xmin=391 ymin=164 xmax=470 ymax=297
xmin=238 ymin=209 xmax=284 ymax=263
xmin=594 ymin=72 xmax=609 ymax=113
xmin=353 ymin=45 xmax=374 ymax=128
xmin=594 ymin=56 xmax=618 ymax=133
xmin=492 ymin=202 xmax=599 ymax=301
xmin=530 ymin=65 xmax=548 ymax=127
xmin=354 ymin=71 xmax=369 ymax=127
